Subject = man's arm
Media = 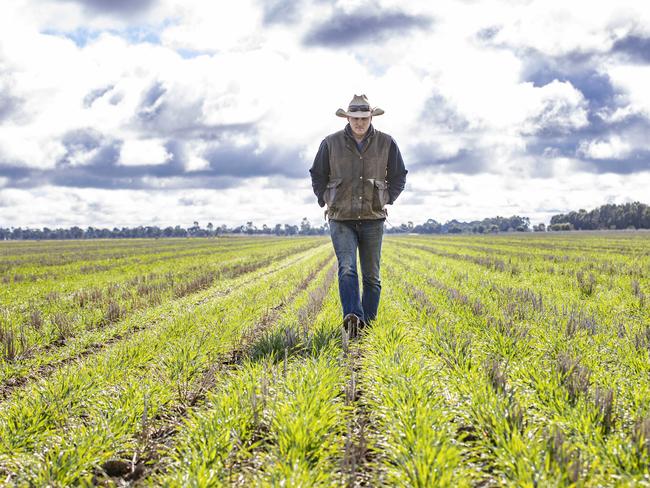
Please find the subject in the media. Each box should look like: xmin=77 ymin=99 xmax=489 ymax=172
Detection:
xmin=309 ymin=139 xmax=330 ymax=208
xmin=387 ymin=138 xmax=407 ymax=204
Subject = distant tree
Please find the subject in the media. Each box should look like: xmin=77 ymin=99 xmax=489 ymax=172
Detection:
xmin=69 ymin=226 xmax=83 ymax=239
xmin=550 ymin=223 xmax=573 ymax=231
xmin=413 ymin=218 xmax=441 ymax=234
xmin=300 ymin=217 xmax=311 ymax=235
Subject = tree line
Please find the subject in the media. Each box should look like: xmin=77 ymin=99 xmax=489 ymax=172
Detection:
xmin=1 ymin=202 xmax=648 ymax=240
xmin=549 ymin=202 xmax=650 ymax=231
xmin=0 ymin=215 xmax=533 ymax=240
xmin=385 ymin=215 xmax=531 ymax=234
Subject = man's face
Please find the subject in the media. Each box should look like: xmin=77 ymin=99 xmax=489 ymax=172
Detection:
xmin=347 ymin=116 xmax=371 ymax=138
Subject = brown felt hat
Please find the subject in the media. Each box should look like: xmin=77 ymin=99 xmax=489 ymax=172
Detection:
xmin=336 ymin=94 xmax=385 ymax=118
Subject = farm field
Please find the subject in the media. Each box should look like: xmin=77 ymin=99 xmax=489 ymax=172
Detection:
xmin=0 ymin=232 xmax=649 ymax=486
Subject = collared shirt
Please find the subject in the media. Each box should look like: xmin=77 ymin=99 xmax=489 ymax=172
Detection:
xmin=309 ymin=123 xmax=408 ymax=207
xmin=345 ymin=123 xmax=373 ymax=153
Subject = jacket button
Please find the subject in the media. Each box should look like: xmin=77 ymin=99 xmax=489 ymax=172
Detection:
xmin=359 ymin=176 xmax=362 ymax=179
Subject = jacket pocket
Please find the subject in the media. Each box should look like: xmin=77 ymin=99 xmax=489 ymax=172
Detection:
xmin=373 ymin=179 xmax=389 ymax=210
xmin=324 ymin=178 xmax=343 ymax=207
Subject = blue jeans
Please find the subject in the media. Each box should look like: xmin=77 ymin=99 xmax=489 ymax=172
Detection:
xmin=329 ymin=219 xmax=384 ymax=324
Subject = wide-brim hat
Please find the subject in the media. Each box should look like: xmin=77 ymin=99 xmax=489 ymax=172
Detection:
xmin=336 ymin=94 xmax=384 ymax=118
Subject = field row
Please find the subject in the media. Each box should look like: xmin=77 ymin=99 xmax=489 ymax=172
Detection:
xmin=0 ymin=234 xmax=649 ymax=486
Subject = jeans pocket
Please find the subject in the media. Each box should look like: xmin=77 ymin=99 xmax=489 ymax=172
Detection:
xmin=324 ymin=178 xmax=343 ymax=207
xmin=373 ymin=180 xmax=389 ymax=210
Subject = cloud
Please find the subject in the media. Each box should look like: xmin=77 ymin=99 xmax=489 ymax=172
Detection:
xmin=420 ymin=92 xmax=469 ymax=133
xmin=0 ymin=124 xmax=305 ymax=189
xmin=524 ymin=65 xmax=617 ymax=111
xmin=303 ymin=9 xmax=432 ymax=47
xmin=612 ymin=35 xmax=650 ymax=64
xmin=203 ymin=141 xmax=304 ymax=179
xmin=82 ymin=85 xmax=115 ymax=107
xmin=0 ymin=70 xmax=23 ymax=122
xmin=119 ymin=138 xmax=172 ymax=166
xmin=56 ymin=129 xmax=121 ymax=169
xmin=0 ymin=92 xmax=22 ymax=122
xmin=158 ymin=0 xmax=263 ymax=53
xmin=520 ymin=80 xmax=589 ymax=136
xmin=409 ymin=145 xmax=488 ymax=175
xmin=524 ymin=110 xmax=650 ymax=175
xmin=261 ymin=0 xmax=304 ymax=25
xmin=515 ymin=50 xmax=650 ymax=174
xmin=577 ymin=135 xmax=632 ymax=160
xmin=63 ymin=0 xmax=156 ymax=15
xmin=478 ymin=1 xmax=645 ymax=57
xmin=136 ymin=80 xmax=167 ymax=122
xmin=574 ymin=153 xmax=650 ymax=174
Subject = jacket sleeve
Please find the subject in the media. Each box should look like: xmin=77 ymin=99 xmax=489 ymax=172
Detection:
xmin=309 ymin=139 xmax=330 ymax=208
xmin=387 ymin=138 xmax=407 ymax=204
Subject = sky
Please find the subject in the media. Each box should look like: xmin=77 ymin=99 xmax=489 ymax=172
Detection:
xmin=1 ymin=0 xmax=649 ymax=229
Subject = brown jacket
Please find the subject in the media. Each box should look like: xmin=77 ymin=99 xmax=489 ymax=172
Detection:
xmin=323 ymin=127 xmax=392 ymax=220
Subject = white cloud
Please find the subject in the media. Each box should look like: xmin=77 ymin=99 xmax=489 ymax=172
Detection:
xmin=607 ymin=64 xmax=650 ymax=115
xmin=184 ymin=155 xmax=210 ymax=172
xmin=577 ymin=135 xmax=632 ymax=160
xmin=520 ymin=80 xmax=589 ymax=135
xmin=119 ymin=138 xmax=171 ymax=166
xmin=159 ymin=0 xmax=264 ymax=53
xmin=483 ymin=0 xmax=644 ymax=56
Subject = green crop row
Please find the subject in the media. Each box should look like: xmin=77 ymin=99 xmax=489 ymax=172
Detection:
xmin=0 ymin=237 xmax=320 ymax=308
xmin=0 ymin=237 xmax=279 ymax=274
xmin=378 ymin=238 xmax=650 ymax=485
xmin=0 ymin=241 xmax=327 ymax=394
xmin=151 ymin=268 xmax=346 ymax=486
xmin=0 ymin=245 xmax=331 ymax=486
xmin=0 ymin=239 xmax=322 ymax=366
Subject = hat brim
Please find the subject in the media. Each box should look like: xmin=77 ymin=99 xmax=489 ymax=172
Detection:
xmin=336 ymin=107 xmax=384 ymax=118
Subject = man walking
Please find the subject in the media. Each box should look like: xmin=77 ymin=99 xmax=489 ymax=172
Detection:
xmin=310 ymin=94 xmax=407 ymax=337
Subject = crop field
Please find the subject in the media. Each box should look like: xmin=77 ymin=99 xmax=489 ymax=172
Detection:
xmin=0 ymin=232 xmax=649 ymax=486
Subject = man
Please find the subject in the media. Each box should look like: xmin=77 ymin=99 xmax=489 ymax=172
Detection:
xmin=310 ymin=94 xmax=407 ymax=338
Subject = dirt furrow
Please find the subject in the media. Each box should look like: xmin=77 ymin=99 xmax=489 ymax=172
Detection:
xmin=340 ymin=328 xmax=373 ymax=487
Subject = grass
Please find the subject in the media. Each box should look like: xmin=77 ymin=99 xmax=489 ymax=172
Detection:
xmin=0 ymin=233 xmax=649 ymax=486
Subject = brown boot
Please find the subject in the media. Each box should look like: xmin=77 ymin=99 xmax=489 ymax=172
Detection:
xmin=343 ymin=313 xmax=361 ymax=340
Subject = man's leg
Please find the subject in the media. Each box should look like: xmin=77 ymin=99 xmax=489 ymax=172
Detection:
xmin=329 ymin=220 xmax=364 ymax=320
xmin=358 ymin=219 xmax=384 ymax=324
